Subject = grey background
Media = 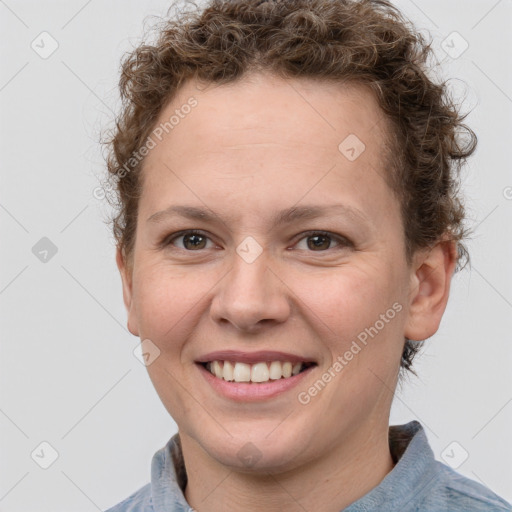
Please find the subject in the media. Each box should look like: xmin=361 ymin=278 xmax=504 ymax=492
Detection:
xmin=0 ymin=0 xmax=511 ymax=510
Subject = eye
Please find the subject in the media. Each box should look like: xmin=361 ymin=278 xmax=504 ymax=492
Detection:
xmin=162 ymin=229 xmax=352 ymax=253
xmin=294 ymin=231 xmax=352 ymax=252
xmin=165 ymin=230 xmax=215 ymax=251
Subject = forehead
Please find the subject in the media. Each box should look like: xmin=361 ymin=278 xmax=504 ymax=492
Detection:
xmin=139 ymin=73 xmax=397 ymax=228
xmin=149 ymin=73 xmax=389 ymax=159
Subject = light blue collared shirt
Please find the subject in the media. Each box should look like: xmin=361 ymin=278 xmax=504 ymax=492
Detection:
xmin=105 ymin=420 xmax=512 ymax=511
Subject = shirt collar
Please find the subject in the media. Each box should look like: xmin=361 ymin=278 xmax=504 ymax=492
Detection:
xmin=344 ymin=420 xmax=439 ymax=511
xmin=149 ymin=420 xmax=438 ymax=511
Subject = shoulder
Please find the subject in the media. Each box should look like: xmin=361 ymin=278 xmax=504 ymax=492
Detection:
xmin=104 ymin=483 xmax=153 ymax=512
xmin=415 ymin=460 xmax=512 ymax=511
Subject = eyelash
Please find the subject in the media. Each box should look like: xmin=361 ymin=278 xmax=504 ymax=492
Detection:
xmin=162 ymin=229 xmax=353 ymax=253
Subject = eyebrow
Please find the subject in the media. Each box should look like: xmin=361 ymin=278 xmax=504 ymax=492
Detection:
xmin=146 ymin=204 xmax=369 ymax=229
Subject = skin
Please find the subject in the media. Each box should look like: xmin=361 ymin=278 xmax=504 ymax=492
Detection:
xmin=117 ymin=72 xmax=457 ymax=512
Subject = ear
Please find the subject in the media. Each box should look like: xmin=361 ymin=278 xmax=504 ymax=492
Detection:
xmin=116 ymin=246 xmax=139 ymax=337
xmin=404 ymin=239 xmax=457 ymax=341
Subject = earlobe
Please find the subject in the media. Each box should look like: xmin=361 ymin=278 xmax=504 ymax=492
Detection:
xmin=404 ymin=240 xmax=457 ymax=342
xmin=116 ymin=246 xmax=139 ymax=336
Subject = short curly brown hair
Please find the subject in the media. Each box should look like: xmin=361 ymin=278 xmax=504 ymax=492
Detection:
xmin=103 ymin=0 xmax=477 ymax=379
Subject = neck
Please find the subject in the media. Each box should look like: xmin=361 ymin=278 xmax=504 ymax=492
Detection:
xmin=181 ymin=422 xmax=395 ymax=512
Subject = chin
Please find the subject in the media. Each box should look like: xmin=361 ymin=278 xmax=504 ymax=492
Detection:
xmin=191 ymin=422 xmax=314 ymax=473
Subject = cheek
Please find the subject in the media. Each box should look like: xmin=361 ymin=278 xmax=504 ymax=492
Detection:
xmin=133 ymin=265 xmax=208 ymax=344
xmin=305 ymin=267 xmax=406 ymax=380
xmin=296 ymin=267 xmax=396 ymax=334
xmin=315 ymin=276 xmax=403 ymax=397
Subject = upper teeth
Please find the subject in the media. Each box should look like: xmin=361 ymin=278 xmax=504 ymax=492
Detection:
xmin=206 ymin=361 xmax=305 ymax=383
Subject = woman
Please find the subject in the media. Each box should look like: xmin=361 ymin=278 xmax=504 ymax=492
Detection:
xmin=103 ymin=0 xmax=512 ymax=510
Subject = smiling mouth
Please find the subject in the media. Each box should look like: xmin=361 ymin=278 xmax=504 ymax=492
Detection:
xmin=200 ymin=360 xmax=317 ymax=383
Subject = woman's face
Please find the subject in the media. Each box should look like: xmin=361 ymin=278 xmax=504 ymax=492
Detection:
xmin=118 ymin=73 xmax=444 ymax=471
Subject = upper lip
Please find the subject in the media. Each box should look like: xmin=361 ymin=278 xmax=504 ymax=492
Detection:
xmin=195 ymin=350 xmax=317 ymax=365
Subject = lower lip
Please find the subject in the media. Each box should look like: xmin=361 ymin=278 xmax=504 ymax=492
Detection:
xmin=197 ymin=363 xmax=316 ymax=402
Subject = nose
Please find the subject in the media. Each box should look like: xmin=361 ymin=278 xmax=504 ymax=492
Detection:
xmin=210 ymin=249 xmax=291 ymax=333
